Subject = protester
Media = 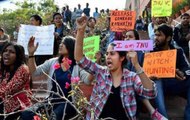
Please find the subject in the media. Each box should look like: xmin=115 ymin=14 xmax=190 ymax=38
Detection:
xmin=75 ymin=15 xmax=156 ymax=120
xmin=173 ymin=13 xmax=190 ymax=59
xmin=148 ymin=17 xmax=157 ymax=40
xmin=93 ymin=7 xmax=100 ymax=20
xmin=65 ymin=5 xmax=72 ymax=27
xmin=29 ymin=14 xmax=52 ymax=65
xmin=152 ymin=24 xmax=190 ymax=119
xmin=148 ymin=17 xmax=167 ymax=41
xmin=135 ymin=16 xmax=144 ymax=31
xmin=124 ymin=29 xmax=167 ymax=120
xmin=0 ymin=28 xmax=10 ymax=52
xmin=83 ymin=3 xmax=90 ymax=17
xmin=0 ymin=42 xmax=32 ymax=120
xmin=53 ymin=12 xmax=69 ymax=56
xmin=75 ymin=4 xmax=83 ymax=19
xmin=21 ymin=35 xmax=92 ymax=120
xmin=71 ymin=7 xmax=77 ymax=29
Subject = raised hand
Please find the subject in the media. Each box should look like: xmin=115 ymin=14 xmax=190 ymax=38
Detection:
xmin=127 ymin=51 xmax=139 ymax=68
xmin=76 ymin=16 xmax=88 ymax=31
xmin=27 ymin=36 xmax=39 ymax=56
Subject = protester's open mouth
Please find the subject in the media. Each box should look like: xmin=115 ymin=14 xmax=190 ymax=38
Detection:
xmin=107 ymin=61 xmax=112 ymax=67
xmin=3 ymin=56 xmax=9 ymax=63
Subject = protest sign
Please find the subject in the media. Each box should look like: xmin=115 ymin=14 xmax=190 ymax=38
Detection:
xmin=110 ymin=10 xmax=136 ymax=32
xmin=113 ymin=40 xmax=153 ymax=51
xmin=83 ymin=36 xmax=100 ymax=62
xmin=151 ymin=0 xmax=172 ymax=17
xmin=143 ymin=49 xmax=177 ymax=78
xmin=17 ymin=24 xmax=55 ymax=55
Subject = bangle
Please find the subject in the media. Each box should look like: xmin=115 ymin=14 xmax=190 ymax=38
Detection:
xmin=28 ymin=55 xmax=35 ymax=58
xmin=136 ymin=68 xmax=144 ymax=75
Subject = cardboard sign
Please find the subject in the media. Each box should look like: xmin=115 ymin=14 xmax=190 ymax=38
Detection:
xmin=17 ymin=24 xmax=55 ymax=55
xmin=110 ymin=10 xmax=136 ymax=32
xmin=113 ymin=40 xmax=153 ymax=51
xmin=151 ymin=0 xmax=172 ymax=17
xmin=83 ymin=36 xmax=100 ymax=62
xmin=143 ymin=50 xmax=177 ymax=78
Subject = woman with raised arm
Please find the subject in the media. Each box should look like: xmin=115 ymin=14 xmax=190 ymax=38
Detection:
xmin=21 ymin=35 xmax=93 ymax=120
xmin=75 ymin=15 xmax=157 ymax=120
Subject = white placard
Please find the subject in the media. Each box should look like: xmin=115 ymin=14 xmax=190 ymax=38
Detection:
xmin=17 ymin=24 xmax=55 ymax=55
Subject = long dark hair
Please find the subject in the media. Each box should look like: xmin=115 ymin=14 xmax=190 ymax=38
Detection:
xmin=126 ymin=29 xmax=140 ymax=40
xmin=58 ymin=36 xmax=76 ymax=67
xmin=1 ymin=42 xmax=26 ymax=81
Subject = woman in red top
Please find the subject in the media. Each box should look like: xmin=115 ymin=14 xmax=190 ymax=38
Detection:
xmin=0 ymin=42 xmax=32 ymax=120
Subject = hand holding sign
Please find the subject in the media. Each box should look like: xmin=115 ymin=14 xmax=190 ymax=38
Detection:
xmin=176 ymin=69 xmax=186 ymax=81
xmin=17 ymin=24 xmax=54 ymax=55
xmin=127 ymin=51 xmax=139 ymax=68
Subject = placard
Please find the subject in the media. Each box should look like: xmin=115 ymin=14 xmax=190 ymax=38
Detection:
xmin=110 ymin=10 xmax=136 ymax=32
xmin=17 ymin=24 xmax=55 ymax=55
xmin=143 ymin=50 xmax=177 ymax=78
xmin=113 ymin=40 xmax=153 ymax=51
xmin=83 ymin=36 xmax=100 ymax=62
xmin=151 ymin=0 xmax=172 ymax=17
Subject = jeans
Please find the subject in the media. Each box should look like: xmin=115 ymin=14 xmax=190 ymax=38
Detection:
xmin=154 ymin=78 xmax=190 ymax=120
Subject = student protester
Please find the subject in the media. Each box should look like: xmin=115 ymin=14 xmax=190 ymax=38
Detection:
xmin=85 ymin=17 xmax=100 ymax=37
xmin=21 ymin=35 xmax=92 ymax=120
xmin=0 ymin=28 xmax=10 ymax=52
xmin=152 ymin=24 xmax=190 ymax=119
xmin=0 ymin=42 xmax=32 ymax=120
xmin=173 ymin=13 xmax=190 ymax=59
xmin=135 ymin=16 xmax=144 ymax=31
xmin=30 ymin=14 xmax=52 ymax=65
xmin=83 ymin=3 xmax=90 ymax=17
xmin=53 ymin=12 xmax=70 ymax=56
xmin=124 ymin=29 xmax=167 ymax=120
xmin=148 ymin=17 xmax=167 ymax=41
xmin=75 ymin=15 xmax=157 ymax=120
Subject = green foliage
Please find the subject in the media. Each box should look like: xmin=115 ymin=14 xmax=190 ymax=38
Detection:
xmin=172 ymin=0 xmax=186 ymax=15
xmin=0 ymin=0 xmax=58 ymax=40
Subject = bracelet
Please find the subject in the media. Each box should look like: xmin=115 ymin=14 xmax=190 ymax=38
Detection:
xmin=136 ymin=68 xmax=144 ymax=75
xmin=28 ymin=55 xmax=35 ymax=58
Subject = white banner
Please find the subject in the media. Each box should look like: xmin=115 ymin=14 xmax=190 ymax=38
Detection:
xmin=17 ymin=24 xmax=55 ymax=55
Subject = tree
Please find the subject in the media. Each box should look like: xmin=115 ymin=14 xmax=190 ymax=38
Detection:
xmin=0 ymin=0 xmax=58 ymax=40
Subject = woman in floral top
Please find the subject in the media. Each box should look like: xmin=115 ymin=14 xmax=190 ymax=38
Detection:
xmin=75 ymin=16 xmax=157 ymax=120
xmin=0 ymin=42 xmax=32 ymax=120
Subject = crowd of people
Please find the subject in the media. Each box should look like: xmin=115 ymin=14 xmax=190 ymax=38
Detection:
xmin=0 ymin=2 xmax=190 ymax=120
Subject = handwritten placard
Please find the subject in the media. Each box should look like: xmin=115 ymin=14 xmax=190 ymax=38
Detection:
xmin=143 ymin=50 xmax=177 ymax=78
xmin=17 ymin=24 xmax=55 ymax=55
xmin=83 ymin=36 xmax=100 ymax=62
xmin=110 ymin=10 xmax=136 ymax=32
xmin=151 ymin=0 xmax=172 ymax=17
xmin=113 ymin=40 xmax=153 ymax=51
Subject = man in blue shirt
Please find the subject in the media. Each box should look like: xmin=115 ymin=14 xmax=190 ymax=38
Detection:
xmin=83 ymin=3 xmax=90 ymax=17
